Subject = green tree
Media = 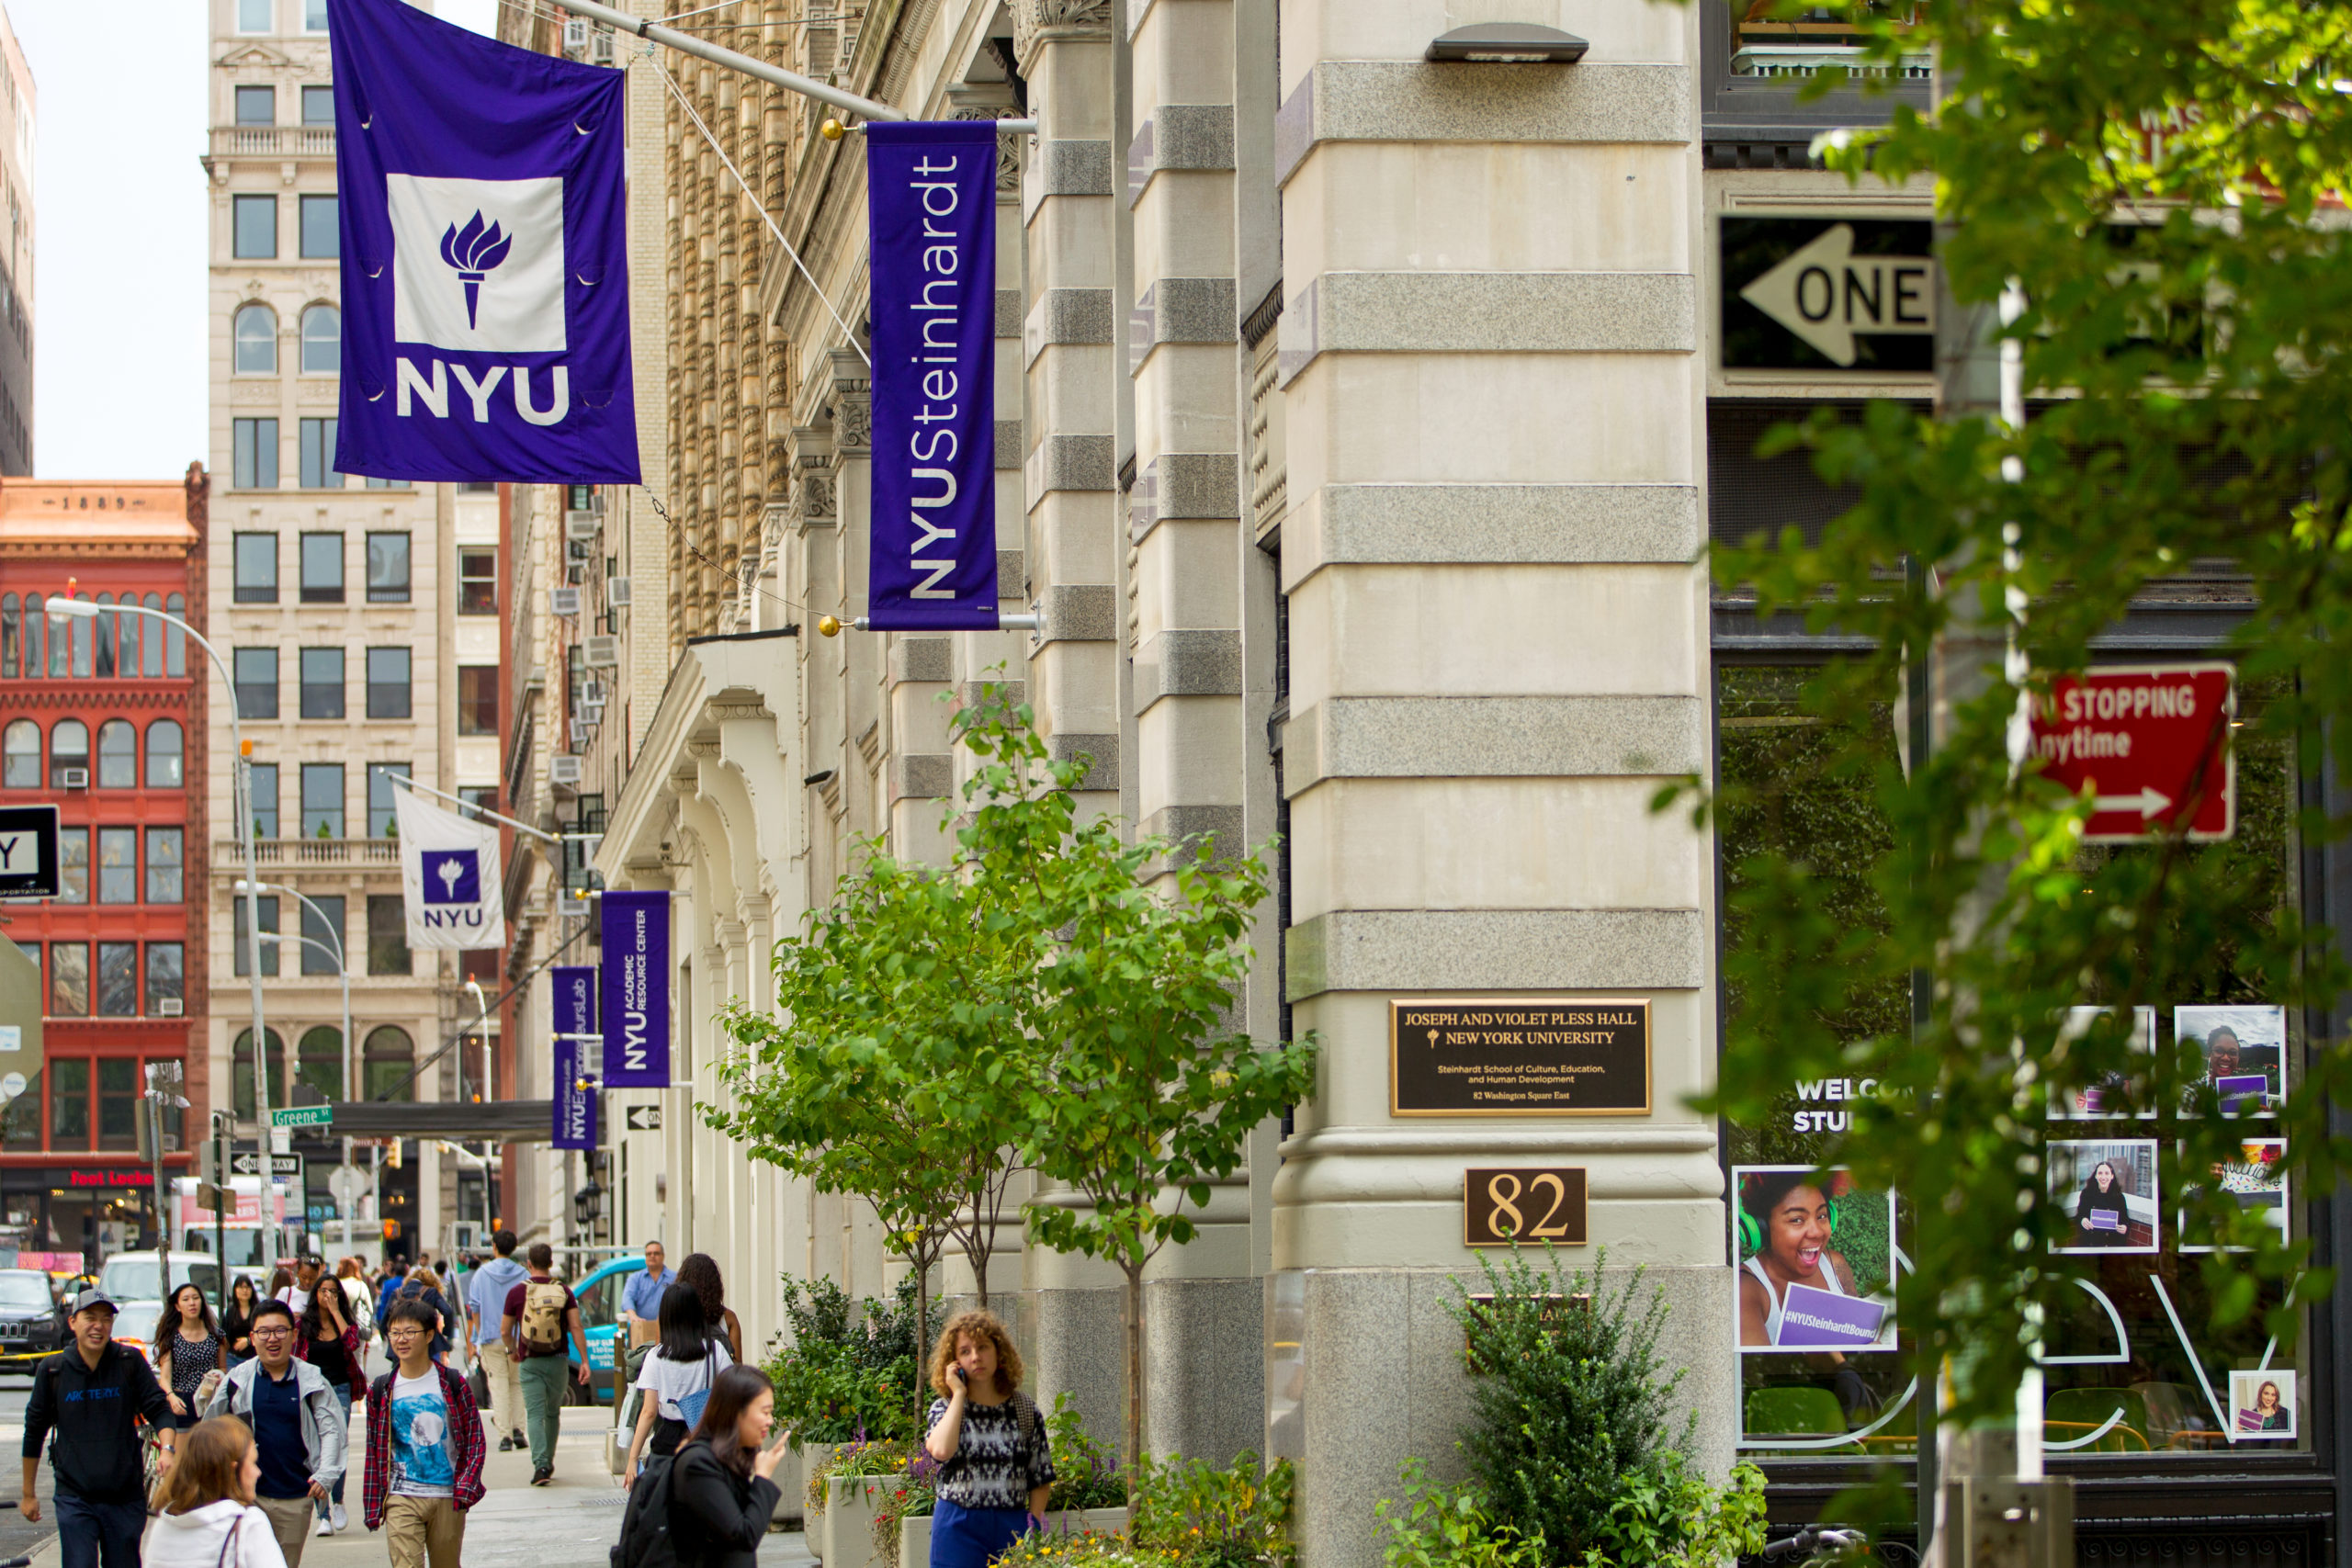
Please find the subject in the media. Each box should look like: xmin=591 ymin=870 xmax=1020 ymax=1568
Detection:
xmin=1685 ymin=0 xmax=2352 ymax=1447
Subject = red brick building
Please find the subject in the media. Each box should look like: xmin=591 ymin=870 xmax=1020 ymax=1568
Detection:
xmin=0 ymin=468 xmax=208 ymax=1263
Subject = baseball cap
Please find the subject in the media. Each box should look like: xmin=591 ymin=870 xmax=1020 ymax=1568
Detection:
xmin=67 ymin=1288 xmax=118 ymax=1316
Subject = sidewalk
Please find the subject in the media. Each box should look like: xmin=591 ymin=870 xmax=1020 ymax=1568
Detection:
xmin=27 ymin=1407 xmax=815 ymax=1568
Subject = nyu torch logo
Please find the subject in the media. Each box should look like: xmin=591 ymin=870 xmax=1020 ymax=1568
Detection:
xmin=439 ymin=211 xmax=513 ymax=331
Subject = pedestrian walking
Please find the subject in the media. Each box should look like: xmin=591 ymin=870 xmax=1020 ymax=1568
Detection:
xmin=143 ymin=1416 xmax=292 ymax=1568
xmin=225 ymin=1274 xmax=261 ymax=1369
xmin=199 ymin=1300 xmax=348 ymax=1567
xmin=293 ymin=1276 xmax=363 ymax=1536
xmin=464 ymin=1228 xmax=528 ymax=1453
xmin=501 ymin=1242 xmax=590 ymax=1485
xmin=276 ymin=1255 xmax=325 ymax=1318
xmin=20 ymin=1288 xmax=177 ymax=1568
xmin=665 ymin=1366 xmax=786 ymax=1568
xmin=621 ymin=1239 xmax=674 ymax=1345
xmin=151 ymin=1282 xmax=227 ymax=1427
xmin=334 ymin=1259 xmax=375 ymax=1354
xmin=623 ymin=1283 xmax=733 ymax=1486
xmin=675 ymin=1253 xmax=743 ymax=1361
xmin=921 ymin=1310 xmax=1054 ymax=1568
xmin=361 ymin=1298 xmax=487 ymax=1568
xmin=396 ymin=1264 xmax=457 ymax=1362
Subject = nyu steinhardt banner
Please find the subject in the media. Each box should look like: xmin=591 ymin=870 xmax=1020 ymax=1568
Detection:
xmin=328 ymin=0 xmax=639 ymax=483
xmin=866 ymin=122 xmax=998 ymax=629
xmin=600 ymin=891 xmax=670 ymax=1089
xmin=553 ymin=964 xmax=597 ymax=1150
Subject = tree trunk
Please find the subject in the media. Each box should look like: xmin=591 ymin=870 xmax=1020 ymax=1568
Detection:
xmin=1122 ymin=1263 xmax=1146 ymax=1474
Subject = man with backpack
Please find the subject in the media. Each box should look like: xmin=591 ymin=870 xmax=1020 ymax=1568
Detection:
xmin=361 ymin=1298 xmax=487 ymax=1568
xmin=499 ymin=1242 xmax=590 ymax=1486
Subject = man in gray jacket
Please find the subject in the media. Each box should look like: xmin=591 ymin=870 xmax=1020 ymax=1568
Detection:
xmin=202 ymin=1298 xmax=347 ymax=1565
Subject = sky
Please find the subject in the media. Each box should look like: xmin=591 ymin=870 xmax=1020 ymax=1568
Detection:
xmin=6 ymin=0 xmax=498 ymax=481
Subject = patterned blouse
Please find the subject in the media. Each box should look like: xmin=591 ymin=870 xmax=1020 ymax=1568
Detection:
xmin=157 ymin=1329 xmax=222 ymax=1401
xmin=926 ymin=1392 xmax=1056 ymax=1512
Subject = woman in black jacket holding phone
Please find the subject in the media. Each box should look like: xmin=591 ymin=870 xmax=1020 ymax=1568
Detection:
xmin=666 ymin=1365 xmax=785 ymax=1568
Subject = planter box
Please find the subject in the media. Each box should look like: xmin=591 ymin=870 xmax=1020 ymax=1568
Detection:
xmin=899 ymin=1507 xmax=1129 ymax=1568
xmin=821 ymin=1473 xmax=890 ymax=1568
xmin=768 ymin=1444 xmax=804 ymax=1527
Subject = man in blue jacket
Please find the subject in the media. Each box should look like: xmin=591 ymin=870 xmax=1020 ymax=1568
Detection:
xmin=19 ymin=1288 xmax=176 ymax=1568
xmin=464 ymin=1229 xmax=528 ymax=1451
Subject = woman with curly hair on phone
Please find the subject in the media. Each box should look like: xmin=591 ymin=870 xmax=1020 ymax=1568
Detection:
xmin=921 ymin=1311 xmax=1055 ymax=1568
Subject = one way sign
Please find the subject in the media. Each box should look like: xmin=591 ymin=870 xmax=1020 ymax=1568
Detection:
xmin=1722 ymin=217 xmax=1937 ymax=373
xmin=0 ymin=806 xmax=59 ymax=898
xmin=624 ymin=1105 xmax=662 ymax=1132
xmin=231 ymin=1151 xmax=305 ymax=1179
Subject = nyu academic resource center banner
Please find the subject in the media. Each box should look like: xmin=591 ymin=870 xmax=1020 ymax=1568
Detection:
xmin=552 ymin=964 xmax=597 ymax=1151
xmin=600 ymin=892 xmax=670 ymax=1089
xmin=866 ymin=121 xmax=998 ymax=629
xmin=327 ymin=0 xmax=640 ymax=483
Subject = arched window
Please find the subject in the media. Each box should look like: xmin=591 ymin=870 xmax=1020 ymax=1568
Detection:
xmin=297 ymin=1025 xmax=345 ymax=1102
xmin=49 ymin=718 xmax=86 ymax=787
xmin=68 ymin=600 xmax=90 ymax=678
xmin=140 ymin=594 xmax=162 ymax=677
xmin=232 ymin=1028 xmax=288 ymax=1122
xmin=119 ymin=601 xmax=141 ymax=678
xmin=146 ymin=719 xmax=183 ymax=788
xmin=164 ymin=595 xmax=186 ymax=676
xmin=92 ymin=595 xmax=115 ymax=678
xmin=363 ymin=1025 xmax=414 ymax=1103
xmin=20 ymin=592 xmax=42 ymax=678
xmin=1 ymin=719 xmax=34 ymax=788
xmin=0 ymin=592 xmax=15 ymax=677
xmin=300 ymin=304 xmax=339 ymax=375
xmin=95 ymin=719 xmax=134 ymax=788
xmin=234 ymin=302 xmax=277 ymax=375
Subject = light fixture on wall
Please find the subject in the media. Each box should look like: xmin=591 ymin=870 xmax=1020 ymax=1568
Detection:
xmin=1424 ymin=22 xmax=1589 ymax=63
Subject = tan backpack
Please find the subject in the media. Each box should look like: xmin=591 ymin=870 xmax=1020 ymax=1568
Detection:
xmin=519 ymin=1279 xmax=569 ymax=1349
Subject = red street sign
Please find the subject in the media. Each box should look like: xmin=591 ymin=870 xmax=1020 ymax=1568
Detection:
xmin=2029 ymin=663 xmax=2234 ymax=842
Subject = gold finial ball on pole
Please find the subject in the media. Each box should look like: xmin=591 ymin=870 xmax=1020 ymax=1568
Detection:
xmin=817 ymin=614 xmax=842 ymax=637
xmin=821 ymin=118 xmax=845 ymax=141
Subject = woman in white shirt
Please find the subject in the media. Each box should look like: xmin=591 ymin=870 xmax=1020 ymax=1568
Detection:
xmin=623 ymin=1282 xmax=734 ymax=1487
xmin=142 ymin=1416 xmax=290 ymax=1568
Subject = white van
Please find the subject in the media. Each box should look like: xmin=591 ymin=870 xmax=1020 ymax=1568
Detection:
xmin=92 ymin=1251 xmax=223 ymax=1352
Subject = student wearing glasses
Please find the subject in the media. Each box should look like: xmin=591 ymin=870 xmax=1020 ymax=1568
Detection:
xmin=200 ymin=1301 xmax=347 ymax=1568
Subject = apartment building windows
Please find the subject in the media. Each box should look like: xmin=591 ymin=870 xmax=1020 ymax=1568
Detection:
xmin=248 ymin=761 xmax=279 ymax=838
xmin=48 ymin=719 xmax=85 ymax=787
xmin=146 ymin=828 xmax=183 ymax=903
xmin=233 ymin=897 xmax=279 ymax=978
xmin=301 ymin=85 xmax=334 ymax=126
xmin=367 ymin=895 xmax=411 ymax=976
xmin=232 ymin=648 xmax=277 ymax=718
xmin=233 ymin=417 xmax=278 ymax=490
xmin=366 ymin=533 xmax=410 ymax=602
xmin=300 ymin=532 xmax=343 ymax=603
xmin=95 ymin=943 xmax=136 ymax=1016
xmin=234 ymin=304 xmax=276 ymax=373
xmin=366 ymin=648 xmax=411 ymax=719
xmin=55 ymin=829 xmax=85 ymax=903
xmin=299 ymin=417 xmax=341 ymax=489
xmin=458 ymin=547 xmax=497 ymax=614
xmin=96 ymin=720 xmax=134 ymax=787
xmin=300 ymin=762 xmax=344 ymax=838
xmin=299 ymin=647 xmax=344 ymax=719
xmin=458 ymin=665 xmax=498 ymax=736
xmin=233 ymin=535 xmax=277 ymax=602
xmin=366 ymin=762 xmax=409 ymax=839
xmin=148 ymin=720 xmax=183 ymax=788
xmin=96 ymin=829 xmax=135 ymax=904
xmin=238 ymin=0 xmax=273 ymax=32
xmin=234 ymin=85 xmax=273 ymax=126
xmin=145 ymin=943 xmax=183 ymax=1015
xmin=1 ymin=719 xmax=29 ymax=786
xmin=49 ymin=1061 xmax=86 ymax=1149
xmin=299 ymin=196 xmax=337 ymax=260
xmin=299 ymin=896 xmax=345 ymax=976
xmin=301 ymin=305 xmax=339 ymax=374
xmin=232 ymin=195 xmax=275 ymax=259
xmin=47 ymin=942 xmax=85 ymax=1013
xmin=305 ymin=0 xmax=328 ymax=30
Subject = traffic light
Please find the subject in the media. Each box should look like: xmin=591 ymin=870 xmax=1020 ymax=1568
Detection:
xmin=387 ymin=1137 xmax=402 ymax=1170
xmin=382 ymin=1219 xmax=401 ymax=1241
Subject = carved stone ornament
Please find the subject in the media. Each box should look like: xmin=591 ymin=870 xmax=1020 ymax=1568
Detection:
xmin=1013 ymin=0 xmax=1113 ymax=69
xmin=831 ymin=393 xmax=872 ymax=455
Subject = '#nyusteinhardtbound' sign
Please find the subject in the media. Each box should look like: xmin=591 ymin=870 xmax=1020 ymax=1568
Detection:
xmin=1391 ymin=998 xmax=1651 ymax=1116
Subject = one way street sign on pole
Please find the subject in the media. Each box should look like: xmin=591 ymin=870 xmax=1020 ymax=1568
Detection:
xmin=625 ymin=1104 xmax=662 ymax=1132
xmin=1738 ymin=222 xmax=1936 ymax=368
xmin=231 ymin=1151 xmax=305 ymax=1180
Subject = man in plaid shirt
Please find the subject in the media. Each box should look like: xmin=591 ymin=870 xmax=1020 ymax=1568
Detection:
xmin=363 ymin=1299 xmax=488 ymax=1568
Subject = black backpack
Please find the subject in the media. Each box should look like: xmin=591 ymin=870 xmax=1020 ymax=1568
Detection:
xmin=612 ymin=1452 xmax=680 ymax=1568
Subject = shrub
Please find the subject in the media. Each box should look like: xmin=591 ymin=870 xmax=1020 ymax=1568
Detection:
xmin=763 ymin=1274 xmax=942 ymax=1446
xmin=1375 ymin=1459 xmax=1547 ymax=1568
xmin=1127 ymin=1451 xmax=1295 ymax=1568
xmin=805 ymin=1437 xmax=915 ymax=1518
xmin=1046 ymin=1392 xmax=1128 ymax=1512
xmin=989 ymin=1529 xmax=1166 ymax=1568
xmin=1581 ymin=1450 xmax=1769 ymax=1568
xmin=1451 ymin=1247 xmax=1691 ymax=1564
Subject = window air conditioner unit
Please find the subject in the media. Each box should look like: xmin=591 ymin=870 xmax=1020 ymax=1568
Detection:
xmin=550 ymin=754 xmax=583 ymax=785
xmin=563 ymin=17 xmax=590 ymax=51
xmin=565 ymin=510 xmax=600 ymax=541
xmin=607 ymin=577 xmax=633 ymax=607
xmin=549 ymin=586 xmax=582 ymax=617
xmin=156 ymin=998 xmax=184 ymax=1017
xmin=592 ymin=28 xmax=615 ymax=65
xmin=584 ymin=635 xmax=620 ymax=669
xmin=570 ymin=719 xmax=590 ymax=746
xmin=57 ymin=766 xmax=87 ymax=790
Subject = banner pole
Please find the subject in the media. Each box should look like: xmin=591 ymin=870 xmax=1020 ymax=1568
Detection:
xmin=543 ymin=0 xmax=905 ymax=123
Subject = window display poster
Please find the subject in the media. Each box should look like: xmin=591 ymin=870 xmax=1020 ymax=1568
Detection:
xmin=2229 ymin=1370 xmax=2295 ymax=1441
xmin=1732 ymin=1167 xmax=1896 ymax=1353
xmin=2048 ymin=1006 xmax=2158 ymax=1119
xmin=2049 ymin=1139 xmax=2159 ymax=1254
xmin=2175 ymin=1005 xmax=2285 ymax=1115
xmin=2179 ymin=1136 xmax=2288 ymax=1253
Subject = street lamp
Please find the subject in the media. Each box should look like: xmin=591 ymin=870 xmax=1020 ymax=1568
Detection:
xmin=236 ymin=879 xmax=356 ymax=1257
xmin=46 ymin=588 xmax=279 ymax=1287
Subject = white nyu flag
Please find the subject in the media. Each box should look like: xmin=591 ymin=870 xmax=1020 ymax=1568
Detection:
xmin=393 ymin=786 xmax=505 ymax=951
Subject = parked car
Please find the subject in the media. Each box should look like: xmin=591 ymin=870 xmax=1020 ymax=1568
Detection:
xmin=0 ymin=1268 xmax=63 ymax=1354
xmin=565 ymin=1256 xmax=645 ymax=1404
xmin=93 ymin=1252 xmax=222 ymax=1354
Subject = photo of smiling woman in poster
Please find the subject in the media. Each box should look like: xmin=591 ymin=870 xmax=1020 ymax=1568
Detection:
xmin=1734 ymin=1167 xmax=1894 ymax=1352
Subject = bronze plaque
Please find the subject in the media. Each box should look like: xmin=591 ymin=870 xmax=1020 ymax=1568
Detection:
xmin=1390 ymin=998 xmax=1651 ymax=1116
xmin=1464 ymin=1167 xmax=1589 ymax=1247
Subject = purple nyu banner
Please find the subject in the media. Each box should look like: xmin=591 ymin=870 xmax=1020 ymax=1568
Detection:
xmin=553 ymin=964 xmax=597 ymax=1150
xmin=328 ymin=0 xmax=639 ymax=483
xmin=866 ymin=121 xmax=998 ymax=629
xmin=600 ymin=891 xmax=670 ymax=1089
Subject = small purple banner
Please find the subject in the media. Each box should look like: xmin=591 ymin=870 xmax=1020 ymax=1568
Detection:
xmin=1774 ymin=1283 xmax=1888 ymax=1350
xmin=2216 ymin=1073 xmax=2270 ymax=1113
xmin=328 ymin=0 xmax=639 ymax=483
xmin=865 ymin=120 xmax=999 ymax=629
xmin=553 ymin=964 xmax=596 ymax=1150
xmin=2086 ymin=1209 xmax=2125 ymax=1232
xmin=600 ymin=891 xmax=670 ymax=1089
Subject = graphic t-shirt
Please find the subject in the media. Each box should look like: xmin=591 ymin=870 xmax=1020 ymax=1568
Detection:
xmin=925 ymin=1393 xmax=1056 ymax=1512
xmin=388 ymin=1371 xmax=457 ymax=1497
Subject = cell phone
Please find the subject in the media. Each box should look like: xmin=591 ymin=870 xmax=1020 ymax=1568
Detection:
xmin=950 ymin=1365 xmax=967 ymax=1386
